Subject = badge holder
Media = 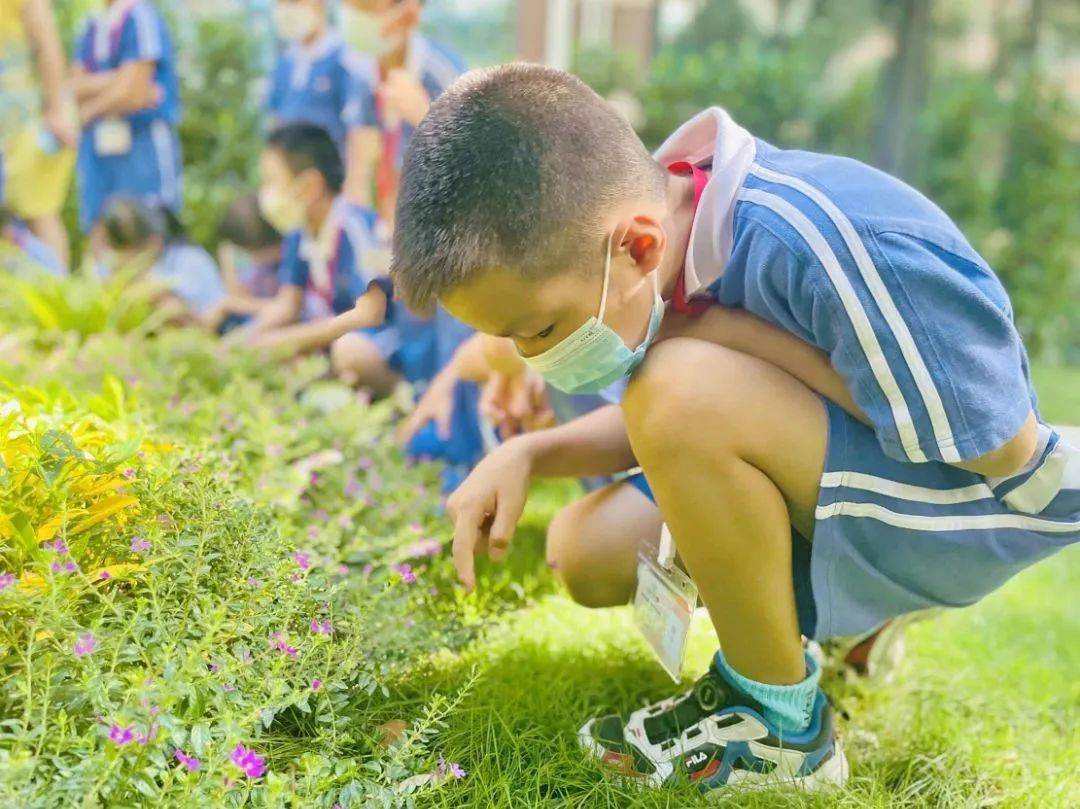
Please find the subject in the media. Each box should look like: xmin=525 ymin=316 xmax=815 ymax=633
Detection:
xmin=632 ymin=524 xmax=698 ymax=682
xmin=94 ymin=117 xmax=133 ymax=157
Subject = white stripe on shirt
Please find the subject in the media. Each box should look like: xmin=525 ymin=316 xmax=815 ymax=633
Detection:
xmin=750 ymin=164 xmax=961 ymax=463
xmin=816 ymin=500 xmax=1079 ymax=533
xmin=738 ymin=187 xmax=928 ymax=462
xmin=151 ymin=120 xmax=178 ymax=206
xmin=131 ymin=3 xmax=163 ymax=61
xmin=820 ymin=471 xmax=994 ymax=504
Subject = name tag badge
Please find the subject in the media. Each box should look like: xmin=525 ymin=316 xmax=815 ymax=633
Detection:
xmin=633 ymin=524 xmax=698 ymax=682
xmin=94 ymin=118 xmax=133 ymax=156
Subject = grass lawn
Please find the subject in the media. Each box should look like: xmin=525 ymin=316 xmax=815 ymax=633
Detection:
xmin=394 ymin=371 xmax=1079 ymax=808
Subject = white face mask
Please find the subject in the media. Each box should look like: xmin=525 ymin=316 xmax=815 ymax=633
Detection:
xmin=272 ymin=2 xmax=320 ymax=42
xmin=258 ymin=185 xmax=306 ymax=234
xmin=340 ymin=5 xmax=395 ymax=57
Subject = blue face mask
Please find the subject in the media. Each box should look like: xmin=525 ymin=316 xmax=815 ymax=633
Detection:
xmin=523 ymin=233 xmax=665 ymax=394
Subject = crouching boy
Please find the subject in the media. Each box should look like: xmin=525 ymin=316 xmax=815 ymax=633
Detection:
xmin=388 ymin=65 xmax=1079 ymax=793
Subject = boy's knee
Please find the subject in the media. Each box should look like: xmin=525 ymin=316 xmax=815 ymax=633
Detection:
xmin=546 ymin=502 xmax=632 ymax=609
xmin=625 ymin=338 xmax=745 ymax=457
xmin=330 ymin=333 xmax=367 ymax=379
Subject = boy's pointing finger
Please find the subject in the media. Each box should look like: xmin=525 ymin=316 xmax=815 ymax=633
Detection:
xmin=452 ymin=506 xmax=482 ymax=592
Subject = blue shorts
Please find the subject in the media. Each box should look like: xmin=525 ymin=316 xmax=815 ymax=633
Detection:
xmin=77 ymin=119 xmax=182 ymax=232
xmin=627 ymin=401 xmax=1079 ymax=641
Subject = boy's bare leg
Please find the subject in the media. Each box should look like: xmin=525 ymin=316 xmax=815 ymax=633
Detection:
xmin=623 ymin=338 xmax=828 ymax=686
xmin=546 ymin=480 xmax=662 ymax=608
xmin=28 ymin=214 xmax=71 ymax=270
xmin=329 ymin=332 xmax=401 ymax=398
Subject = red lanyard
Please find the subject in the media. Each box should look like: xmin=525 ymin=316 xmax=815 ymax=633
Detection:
xmin=666 ymin=161 xmax=712 ymax=316
xmin=311 ymin=227 xmax=346 ymax=309
xmin=374 ymin=78 xmax=403 ymax=210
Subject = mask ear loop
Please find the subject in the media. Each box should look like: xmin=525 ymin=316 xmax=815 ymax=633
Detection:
xmin=596 ymin=231 xmax=615 ymax=323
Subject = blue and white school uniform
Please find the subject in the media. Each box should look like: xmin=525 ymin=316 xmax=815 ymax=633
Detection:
xmin=266 ymin=31 xmax=376 ymax=148
xmin=636 ymin=107 xmax=1079 ymax=641
xmin=152 ymin=242 xmax=225 ymax=316
xmin=278 ymin=197 xmax=373 ymax=319
xmin=75 ymin=0 xmax=182 ymax=232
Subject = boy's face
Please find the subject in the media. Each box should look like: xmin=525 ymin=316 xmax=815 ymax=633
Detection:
xmin=441 ymin=229 xmax=663 ymax=361
xmin=258 ymin=148 xmax=321 ymax=233
xmin=272 ymin=0 xmax=325 ymax=42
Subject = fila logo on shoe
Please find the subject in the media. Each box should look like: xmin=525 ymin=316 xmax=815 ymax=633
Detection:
xmin=686 ymin=751 xmax=712 ymax=769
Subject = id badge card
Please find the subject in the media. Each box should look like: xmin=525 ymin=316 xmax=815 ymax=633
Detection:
xmin=633 ymin=524 xmax=697 ymax=682
xmin=94 ymin=117 xmax=133 ymax=156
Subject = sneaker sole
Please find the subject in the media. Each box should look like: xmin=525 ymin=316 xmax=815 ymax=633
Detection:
xmin=578 ymin=719 xmax=850 ymax=793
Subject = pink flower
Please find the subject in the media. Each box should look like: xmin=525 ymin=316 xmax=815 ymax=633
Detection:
xmin=130 ymin=536 xmax=151 ymax=553
xmin=406 ymin=539 xmax=442 ymax=559
xmin=270 ymin=632 xmax=298 ymax=658
xmin=313 ymin=509 xmax=329 ymax=523
xmin=392 ymin=563 xmax=417 ymax=585
xmin=98 ymin=570 xmax=111 ymax=581
xmin=343 ymin=477 xmax=362 ymax=498
xmin=109 ymin=724 xmax=135 ymax=746
xmin=409 ymin=521 xmax=423 ymax=534
xmin=0 ymin=572 xmax=15 ymax=590
xmin=336 ymin=564 xmax=349 ymax=576
xmin=306 ymin=526 xmax=319 ymax=540
xmin=74 ymin=632 xmax=97 ymax=656
xmin=175 ymin=749 xmax=201 ymax=771
xmin=311 ymin=679 xmax=322 ymax=691
xmin=310 ymin=619 xmax=333 ymax=636
xmin=123 ymin=468 xmax=136 ymax=480
xmin=230 ymin=744 xmax=266 ymax=779
xmin=337 ymin=514 xmax=353 ymax=529
xmin=436 ymin=755 xmax=466 ymax=781
xmin=293 ymin=551 xmax=311 ymax=570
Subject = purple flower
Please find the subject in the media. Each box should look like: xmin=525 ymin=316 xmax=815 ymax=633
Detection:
xmin=368 ymin=471 xmax=384 ymax=491
xmin=130 ymin=536 xmax=151 ymax=553
xmin=270 ymin=632 xmax=298 ymax=658
xmin=311 ymin=678 xmax=322 ymax=691
xmin=230 ymin=744 xmax=266 ymax=779
xmin=310 ymin=472 xmax=321 ymax=486
xmin=74 ymin=632 xmax=97 ymax=656
xmin=406 ymin=618 xmax=415 ymax=628
xmin=247 ymin=577 xmax=261 ymax=588
xmin=309 ymin=619 xmax=333 ymax=636
xmin=175 ymin=749 xmax=201 ymax=771
xmin=337 ymin=514 xmax=353 ymax=529
xmin=313 ymin=509 xmax=329 ymax=523
xmin=409 ymin=521 xmax=423 ymax=534
xmin=392 ymin=563 xmax=417 ymax=585
xmin=293 ymin=551 xmax=311 ymax=570
xmin=267 ymin=444 xmax=284 ymax=459
xmin=358 ymin=457 xmax=374 ymax=471
xmin=51 ymin=559 xmax=78 ymax=574
xmin=361 ymin=563 xmax=374 ymax=577
xmin=98 ymin=570 xmax=111 ymax=581
xmin=123 ymin=468 xmax=136 ymax=480
xmin=406 ymin=539 xmax=442 ymax=559
xmin=157 ymin=514 xmax=172 ymax=526
xmin=109 ymin=724 xmax=135 ymax=746
xmin=45 ymin=538 xmax=69 ymax=555
xmin=0 ymin=572 xmax=15 ymax=590
xmin=436 ymin=755 xmax=466 ymax=781
xmin=306 ymin=526 xmax=319 ymax=540
xmin=343 ymin=477 xmax=362 ymax=498
xmin=223 ymin=682 xmax=236 ymax=692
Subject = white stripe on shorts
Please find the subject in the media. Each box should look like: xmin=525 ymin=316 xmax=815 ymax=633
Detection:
xmin=151 ymin=120 xmax=178 ymax=208
xmin=816 ymin=500 xmax=1080 ymax=533
xmin=738 ymin=187 xmax=928 ymax=463
xmin=750 ymin=164 xmax=961 ymax=463
xmin=820 ymin=471 xmax=994 ymax=505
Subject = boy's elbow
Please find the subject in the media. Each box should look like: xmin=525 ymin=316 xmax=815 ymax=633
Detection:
xmin=957 ymin=413 xmax=1039 ymax=477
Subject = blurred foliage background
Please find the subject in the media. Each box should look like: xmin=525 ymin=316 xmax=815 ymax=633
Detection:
xmin=50 ymin=0 xmax=1080 ymax=363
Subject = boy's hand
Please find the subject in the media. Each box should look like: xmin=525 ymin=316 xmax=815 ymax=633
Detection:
xmin=381 ymin=69 xmax=430 ymax=127
xmin=446 ymin=438 xmax=533 ymax=591
xmin=480 ymin=369 xmax=553 ymax=437
xmin=397 ymin=368 xmax=456 ymax=445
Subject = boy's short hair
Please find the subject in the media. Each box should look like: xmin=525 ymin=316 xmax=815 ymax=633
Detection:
xmin=266 ymin=123 xmax=345 ymax=194
xmin=391 ymin=63 xmax=666 ymax=310
xmin=218 ymin=191 xmax=281 ymax=249
xmin=102 ymin=197 xmax=185 ymax=250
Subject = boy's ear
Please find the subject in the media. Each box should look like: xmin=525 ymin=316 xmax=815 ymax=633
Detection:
xmin=620 ymin=215 xmax=665 ymax=275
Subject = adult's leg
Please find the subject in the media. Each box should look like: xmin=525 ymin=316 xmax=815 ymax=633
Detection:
xmin=623 ymin=338 xmax=828 ymax=686
xmin=546 ymin=479 xmax=662 ymax=608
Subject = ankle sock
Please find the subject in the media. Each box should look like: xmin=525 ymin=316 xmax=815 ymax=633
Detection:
xmin=713 ymin=648 xmax=820 ymax=736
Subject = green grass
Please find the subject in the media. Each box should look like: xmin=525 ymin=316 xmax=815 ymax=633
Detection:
xmin=392 ymin=372 xmax=1080 ymax=808
xmin=1032 ymin=364 xmax=1080 ymax=425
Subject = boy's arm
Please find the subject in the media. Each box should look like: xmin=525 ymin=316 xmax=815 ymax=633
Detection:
xmin=24 ymin=0 xmax=77 ymax=147
xmin=659 ymin=306 xmax=871 ymax=427
xmin=231 ymin=284 xmax=305 ymax=341
xmin=246 ymin=285 xmax=387 ymax=355
xmin=76 ymin=60 xmax=158 ymax=122
xmin=342 ymin=126 xmax=379 ymax=207
xmin=448 ymin=404 xmax=634 ymax=590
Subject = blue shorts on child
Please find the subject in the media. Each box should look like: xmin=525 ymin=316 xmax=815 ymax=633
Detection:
xmin=632 ymin=107 xmax=1080 ymax=640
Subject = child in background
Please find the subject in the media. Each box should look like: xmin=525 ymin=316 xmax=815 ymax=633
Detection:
xmin=100 ymin=197 xmax=225 ymax=326
xmin=339 ymin=0 xmax=464 ymax=223
xmin=0 ymin=204 xmax=66 ymax=277
xmin=390 ymin=65 xmax=1079 ymax=793
xmin=267 ymin=0 xmax=380 ymax=207
xmin=238 ymin=123 xmax=400 ymax=364
xmin=215 ymin=191 xmax=283 ymax=319
xmin=72 ymin=0 xmax=181 ymax=263
xmin=0 ymin=0 xmax=78 ymax=269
